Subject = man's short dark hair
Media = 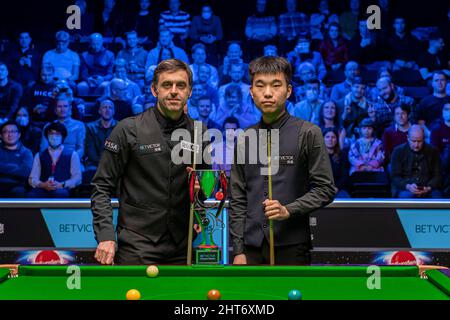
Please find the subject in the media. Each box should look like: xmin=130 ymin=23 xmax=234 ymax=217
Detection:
xmin=198 ymin=95 xmax=211 ymax=103
xmin=152 ymin=58 xmax=193 ymax=89
xmin=224 ymin=84 xmax=243 ymax=100
xmin=0 ymin=121 xmax=20 ymax=135
xmin=352 ymin=76 xmax=366 ymax=86
xmin=192 ymin=43 xmax=206 ymax=53
xmin=432 ymin=70 xmax=447 ymax=80
xmin=249 ymin=56 xmax=292 ymax=85
xmin=328 ymin=22 xmax=340 ymax=31
xmin=44 ymin=120 xmax=68 ymax=141
xmin=223 ymin=116 xmax=240 ymax=129
xmin=394 ymin=103 xmax=411 ymax=115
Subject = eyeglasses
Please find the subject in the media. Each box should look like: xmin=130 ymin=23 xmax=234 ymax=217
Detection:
xmin=2 ymin=130 xmax=19 ymax=134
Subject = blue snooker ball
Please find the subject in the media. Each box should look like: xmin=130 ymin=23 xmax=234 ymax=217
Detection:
xmin=288 ymin=289 xmax=302 ymax=300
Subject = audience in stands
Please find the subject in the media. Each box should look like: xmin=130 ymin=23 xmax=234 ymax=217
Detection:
xmin=159 ymin=0 xmax=191 ymax=49
xmin=290 ymin=79 xmax=323 ymax=125
xmin=29 ymin=121 xmax=82 ymax=198
xmin=318 ymin=100 xmax=346 ymax=150
xmin=417 ymin=32 xmax=449 ymax=81
xmin=323 ymin=125 xmax=350 ymax=198
xmin=0 ymin=121 xmax=33 ymax=197
xmin=388 ymin=17 xmax=419 ymax=71
xmin=98 ymin=78 xmax=133 ymax=120
xmin=218 ymin=63 xmax=251 ymax=113
xmin=245 ymin=0 xmax=278 ymax=58
xmin=104 ymin=59 xmax=141 ymax=103
xmin=190 ymin=43 xmax=219 ymax=89
xmin=0 ymin=62 xmax=23 ymax=123
xmin=84 ymin=99 xmax=117 ymax=183
xmin=373 ymin=76 xmax=414 ymax=132
xmin=417 ymin=71 xmax=450 ymax=129
xmin=219 ymin=43 xmax=249 ymax=84
xmin=132 ymin=80 xmax=156 ymax=115
xmin=288 ymin=36 xmax=327 ymax=81
xmin=2 ymin=32 xmax=40 ymax=87
xmin=133 ymin=0 xmax=159 ymax=46
xmin=330 ymin=61 xmax=359 ymax=101
xmin=145 ymin=27 xmax=189 ymax=70
xmin=278 ymin=0 xmax=309 ymax=54
xmin=319 ymin=22 xmax=349 ymax=71
xmin=382 ymin=104 xmax=411 ymax=162
xmin=117 ymin=31 xmax=148 ymax=89
xmin=77 ymin=33 xmax=115 ymax=96
xmin=391 ymin=125 xmax=442 ymax=198
xmin=189 ymin=3 xmax=223 ymax=65
xmin=293 ymin=62 xmax=327 ymax=101
xmin=14 ymin=106 xmax=42 ymax=155
xmin=197 ymin=96 xmax=220 ymax=130
xmin=348 ymin=118 xmax=385 ymax=175
xmin=22 ymin=63 xmax=55 ymax=126
xmin=42 ymin=31 xmax=80 ymax=84
xmin=339 ymin=0 xmax=360 ymax=41
xmin=40 ymin=94 xmax=86 ymax=160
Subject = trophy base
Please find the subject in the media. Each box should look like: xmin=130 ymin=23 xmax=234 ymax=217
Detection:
xmin=195 ymin=248 xmax=221 ymax=265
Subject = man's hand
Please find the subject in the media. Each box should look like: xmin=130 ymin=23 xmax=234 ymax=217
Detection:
xmin=95 ymin=241 xmax=116 ymax=265
xmin=406 ymin=184 xmax=423 ymax=195
xmin=233 ymin=254 xmax=247 ymax=265
xmin=263 ymin=199 xmax=290 ymax=221
xmin=40 ymin=180 xmax=57 ymax=191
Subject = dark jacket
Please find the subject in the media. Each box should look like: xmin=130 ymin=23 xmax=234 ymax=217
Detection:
xmin=229 ymin=112 xmax=336 ymax=255
xmin=390 ymin=142 xmax=442 ymax=196
xmin=0 ymin=143 xmax=33 ymax=186
xmin=85 ymin=118 xmax=117 ymax=168
xmin=91 ymin=107 xmax=210 ymax=245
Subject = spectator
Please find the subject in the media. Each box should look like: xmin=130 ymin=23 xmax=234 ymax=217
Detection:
xmin=417 ymin=33 xmax=450 ymax=81
xmin=159 ymin=0 xmax=191 ymax=48
xmin=219 ymin=43 xmax=250 ymax=84
xmin=48 ymin=80 xmax=84 ymax=122
xmin=417 ymin=71 xmax=450 ymax=128
xmin=323 ymin=127 xmax=350 ymax=197
xmin=330 ymin=61 xmax=359 ymax=101
xmin=0 ymin=121 xmax=33 ymax=197
xmin=338 ymin=77 xmax=370 ymax=136
xmin=391 ymin=125 xmax=442 ymax=198
xmin=22 ymin=63 xmax=55 ymax=126
xmin=0 ymin=62 xmax=23 ymax=123
xmin=189 ymin=4 xmax=223 ymax=65
xmin=290 ymin=79 xmax=323 ymax=124
xmin=348 ymin=19 xmax=382 ymax=67
xmin=77 ymin=33 xmax=115 ymax=96
xmin=104 ymin=59 xmax=141 ymax=103
xmin=14 ymin=106 xmax=42 ymax=155
xmin=84 ymin=99 xmax=117 ymax=179
xmin=132 ymin=80 xmax=156 ymax=115
xmin=319 ymin=22 xmax=349 ymax=71
xmin=388 ymin=17 xmax=420 ymax=70
xmin=348 ymin=118 xmax=384 ymax=175
xmin=145 ymin=28 xmax=189 ymax=70
xmin=196 ymin=64 xmax=220 ymax=108
xmin=278 ymin=0 xmax=310 ymax=54
xmin=29 ymin=121 xmax=82 ymax=198
xmin=369 ymin=67 xmax=406 ymax=102
xmin=293 ymin=62 xmax=328 ymax=101
xmin=339 ymin=0 xmax=360 ymax=41
xmin=310 ymin=0 xmax=339 ymax=41
xmin=245 ymin=0 xmax=278 ymax=58
xmin=133 ymin=0 xmax=159 ymax=46
xmin=2 ymin=32 xmax=40 ymax=87
xmin=382 ymin=104 xmax=411 ymax=162
xmin=288 ymin=36 xmax=327 ymax=81
xmin=187 ymin=82 xmax=207 ymax=119
xmin=190 ymin=43 xmax=219 ymax=89
xmin=218 ymin=63 xmax=251 ymax=115
xmin=42 ymin=31 xmax=80 ymax=84
xmin=70 ymin=0 xmax=94 ymax=38
xmin=318 ymin=100 xmax=346 ymax=150
xmin=40 ymin=94 xmax=86 ymax=161
xmin=197 ymin=96 xmax=221 ymax=130
xmin=263 ymin=45 xmax=278 ymax=57
xmin=215 ymin=84 xmax=259 ymax=129
xmin=213 ymin=116 xmax=241 ymax=177
xmin=373 ymin=76 xmax=414 ymax=132
xmin=101 ymin=0 xmax=127 ymax=38
xmin=117 ymin=31 xmax=148 ymax=89
xmin=97 ymin=78 xmax=133 ymax=121
xmin=430 ymin=103 xmax=450 ymax=155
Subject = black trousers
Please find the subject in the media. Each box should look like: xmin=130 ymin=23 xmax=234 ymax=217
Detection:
xmin=115 ymin=227 xmax=188 ymax=265
xmin=244 ymin=240 xmax=311 ymax=265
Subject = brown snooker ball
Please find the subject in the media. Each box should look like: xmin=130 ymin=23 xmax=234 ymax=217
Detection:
xmin=207 ymin=289 xmax=221 ymax=300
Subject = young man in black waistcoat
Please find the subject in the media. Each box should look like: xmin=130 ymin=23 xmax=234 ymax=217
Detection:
xmin=230 ymin=56 xmax=336 ymax=265
xmin=91 ymin=59 xmax=210 ymax=265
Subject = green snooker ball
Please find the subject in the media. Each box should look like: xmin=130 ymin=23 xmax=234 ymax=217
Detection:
xmin=288 ymin=289 xmax=302 ymax=300
xmin=146 ymin=265 xmax=159 ymax=278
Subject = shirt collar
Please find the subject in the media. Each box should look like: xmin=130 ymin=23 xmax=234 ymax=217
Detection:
xmin=260 ymin=110 xmax=290 ymax=129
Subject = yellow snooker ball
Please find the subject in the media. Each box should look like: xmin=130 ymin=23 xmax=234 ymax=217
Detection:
xmin=126 ymin=289 xmax=141 ymax=300
xmin=146 ymin=265 xmax=159 ymax=278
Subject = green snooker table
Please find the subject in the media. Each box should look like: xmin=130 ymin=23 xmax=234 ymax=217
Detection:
xmin=1 ymin=265 xmax=449 ymax=300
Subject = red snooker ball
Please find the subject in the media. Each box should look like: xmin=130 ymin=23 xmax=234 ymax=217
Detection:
xmin=215 ymin=191 xmax=224 ymax=201
xmin=207 ymin=289 xmax=221 ymax=300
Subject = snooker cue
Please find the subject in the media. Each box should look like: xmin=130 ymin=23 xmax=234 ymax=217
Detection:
xmin=187 ymin=123 xmax=198 ymax=265
xmin=267 ymin=130 xmax=275 ymax=266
